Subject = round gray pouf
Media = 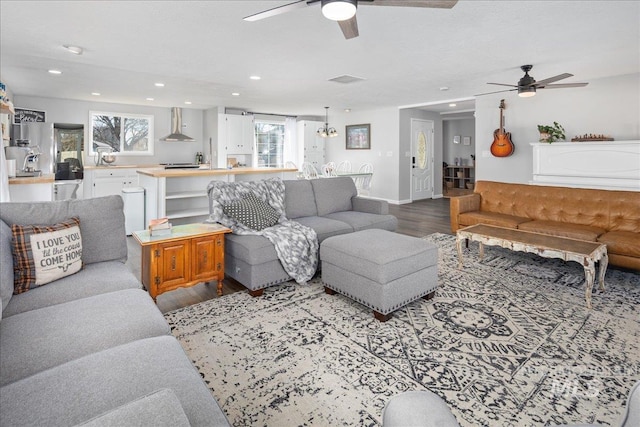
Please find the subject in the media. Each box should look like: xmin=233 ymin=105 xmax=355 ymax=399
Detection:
xmin=382 ymin=390 xmax=460 ymax=427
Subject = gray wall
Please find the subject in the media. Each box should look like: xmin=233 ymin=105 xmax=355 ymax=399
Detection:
xmin=474 ymin=73 xmax=640 ymax=184
xmin=443 ymin=117 xmax=475 ymax=167
xmin=325 ymin=107 xmax=400 ymax=202
xmin=12 ymin=95 xmax=205 ymax=166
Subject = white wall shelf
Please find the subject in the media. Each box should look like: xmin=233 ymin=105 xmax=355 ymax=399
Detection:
xmin=165 ymin=190 xmax=208 ymax=200
xmin=530 ymin=140 xmax=640 ymax=191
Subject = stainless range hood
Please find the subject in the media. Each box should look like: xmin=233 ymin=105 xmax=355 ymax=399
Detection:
xmin=160 ymin=107 xmax=195 ymax=142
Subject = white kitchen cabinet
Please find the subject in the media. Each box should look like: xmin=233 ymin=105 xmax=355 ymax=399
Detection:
xmin=297 ymin=120 xmax=325 ymax=171
xmin=85 ymin=168 xmax=139 ymax=198
xmin=220 ymin=114 xmax=254 ymax=155
xmin=9 ymin=182 xmax=53 ymax=202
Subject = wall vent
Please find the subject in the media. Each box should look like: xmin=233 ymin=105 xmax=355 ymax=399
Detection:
xmin=328 ymin=74 xmax=366 ymax=84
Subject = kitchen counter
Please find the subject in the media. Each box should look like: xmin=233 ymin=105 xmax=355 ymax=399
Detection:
xmin=84 ymin=164 xmax=161 ymax=170
xmin=137 ymin=167 xmax=298 ymax=225
xmin=8 ymin=174 xmax=55 ymax=185
xmin=137 ymin=167 xmax=297 ymax=178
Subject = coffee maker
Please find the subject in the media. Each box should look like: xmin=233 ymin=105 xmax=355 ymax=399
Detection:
xmin=5 ymin=141 xmax=42 ymax=177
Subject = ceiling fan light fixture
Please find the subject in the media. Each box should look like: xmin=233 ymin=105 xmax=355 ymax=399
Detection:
xmin=321 ymin=0 xmax=357 ymax=21
xmin=518 ymin=86 xmax=536 ymax=97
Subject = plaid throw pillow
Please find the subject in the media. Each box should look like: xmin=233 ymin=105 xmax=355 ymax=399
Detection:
xmin=11 ymin=217 xmax=83 ymax=294
xmin=222 ymin=192 xmax=280 ymax=231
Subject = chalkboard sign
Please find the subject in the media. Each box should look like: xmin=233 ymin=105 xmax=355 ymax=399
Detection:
xmin=14 ymin=108 xmax=46 ymax=124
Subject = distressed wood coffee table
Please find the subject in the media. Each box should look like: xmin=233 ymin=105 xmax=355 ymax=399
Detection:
xmin=456 ymin=224 xmax=608 ymax=309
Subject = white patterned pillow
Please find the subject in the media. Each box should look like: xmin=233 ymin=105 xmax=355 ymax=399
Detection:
xmin=11 ymin=217 xmax=83 ymax=294
xmin=222 ymin=192 xmax=280 ymax=231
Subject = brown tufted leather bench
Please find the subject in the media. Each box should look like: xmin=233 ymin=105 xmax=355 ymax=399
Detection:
xmin=450 ymin=181 xmax=640 ymax=270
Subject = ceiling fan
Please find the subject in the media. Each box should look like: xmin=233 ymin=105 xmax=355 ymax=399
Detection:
xmin=476 ymin=65 xmax=589 ymax=97
xmin=243 ymin=0 xmax=458 ymax=39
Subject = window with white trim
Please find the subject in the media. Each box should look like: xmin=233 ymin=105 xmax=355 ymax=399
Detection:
xmin=89 ymin=111 xmax=154 ymax=156
xmin=255 ymin=120 xmax=285 ymax=167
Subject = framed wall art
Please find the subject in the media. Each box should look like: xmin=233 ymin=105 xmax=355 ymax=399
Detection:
xmin=463 ymin=136 xmax=471 ymax=146
xmin=453 ymin=135 xmax=460 ymax=144
xmin=346 ymin=124 xmax=370 ymax=149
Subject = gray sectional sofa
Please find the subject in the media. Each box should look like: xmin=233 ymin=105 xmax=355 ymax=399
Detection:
xmin=0 ymin=196 xmax=230 ymax=426
xmin=222 ymin=177 xmax=398 ymax=296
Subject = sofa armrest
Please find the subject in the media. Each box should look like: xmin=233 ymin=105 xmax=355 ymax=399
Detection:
xmin=352 ymin=196 xmax=389 ymax=215
xmin=450 ymin=194 xmax=480 ymax=232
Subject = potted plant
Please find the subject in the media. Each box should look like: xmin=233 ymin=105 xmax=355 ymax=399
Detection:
xmin=537 ymin=122 xmax=566 ymax=143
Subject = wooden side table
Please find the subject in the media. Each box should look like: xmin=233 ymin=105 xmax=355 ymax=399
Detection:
xmin=133 ymin=223 xmax=231 ymax=301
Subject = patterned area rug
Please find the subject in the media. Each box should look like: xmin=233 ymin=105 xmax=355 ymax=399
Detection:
xmin=165 ymin=233 xmax=640 ymax=426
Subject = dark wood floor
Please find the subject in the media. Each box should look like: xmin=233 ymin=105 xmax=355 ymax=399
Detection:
xmin=126 ymin=197 xmax=452 ymax=313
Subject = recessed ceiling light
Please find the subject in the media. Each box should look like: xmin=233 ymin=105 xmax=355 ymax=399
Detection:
xmin=440 ymin=86 xmax=449 ymax=91
xmin=91 ymin=92 xmax=101 ymax=96
xmin=146 ymin=97 xmax=154 ymax=101
xmin=154 ymin=82 xmax=165 ymax=87
xmin=63 ymin=45 xmax=83 ymax=55
xmin=249 ymin=75 xmax=261 ymax=80
xmin=344 ymin=108 xmax=351 ymax=113
xmin=232 ymin=92 xmax=240 ymax=96
xmin=449 ymin=103 xmax=457 ymax=107
xmin=48 ymin=69 xmax=62 ymax=75
xmin=184 ymin=101 xmax=192 ymax=105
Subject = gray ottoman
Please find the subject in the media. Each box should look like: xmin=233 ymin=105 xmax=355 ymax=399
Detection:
xmin=321 ymin=229 xmax=438 ymax=322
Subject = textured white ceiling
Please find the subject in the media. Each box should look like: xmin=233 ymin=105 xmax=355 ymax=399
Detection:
xmin=1 ymin=1 xmax=638 ymax=116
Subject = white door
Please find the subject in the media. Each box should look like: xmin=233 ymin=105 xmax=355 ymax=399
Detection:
xmin=411 ymin=119 xmax=434 ymax=201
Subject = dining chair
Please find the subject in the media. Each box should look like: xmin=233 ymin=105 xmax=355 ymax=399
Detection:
xmin=322 ymin=162 xmax=337 ymax=177
xmin=336 ymin=160 xmax=352 ymax=174
xmin=301 ymin=162 xmax=319 ymax=179
xmin=356 ymin=163 xmax=373 ymax=195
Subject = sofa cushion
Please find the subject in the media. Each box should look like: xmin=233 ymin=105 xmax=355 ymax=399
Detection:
xmin=458 ymin=211 xmax=530 ymax=229
xmin=3 ymin=261 xmax=142 ymax=318
xmin=1 ymin=220 xmax=14 ymax=312
xmin=11 ymin=217 xmax=83 ymax=294
xmin=75 ymin=388 xmax=191 ymax=427
xmin=0 ymin=196 xmax=128 ymax=265
xmin=311 ymin=177 xmax=357 ymax=216
xmin=284 ymin=179 xmax=317 ymax=218
xmin=518 ymin=220 xmax=605 ymax=241
xmin=598 ymin=231 xmax=640 ymax=257
xmin=294 ymin=216 xmax=353 ymax=242
xmin=324 ymin=211 xmax=398 ymax=233
xmin=0 ymin=288 xmax=169 ymax=386
xmin=224 ymin=233 xmax=278 ymax=265
xmin=0 ymin=336 xmax=230 ymax=427
xmin=223 ymin=192 xmax=280 ymax=231
xmin=208 ymin=178 xmax=286 ymax=232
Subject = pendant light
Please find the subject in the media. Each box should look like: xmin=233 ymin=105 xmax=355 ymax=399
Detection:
xmin=317 ymin=107 xmax=338 ymax=138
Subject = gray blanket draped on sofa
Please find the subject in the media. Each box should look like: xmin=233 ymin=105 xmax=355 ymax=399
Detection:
xmin=207 ymin=178 xmax=318 ymax=284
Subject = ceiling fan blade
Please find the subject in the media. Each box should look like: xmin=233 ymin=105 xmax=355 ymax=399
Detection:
xmin=540 ymin=82 xmax=589 ymax=89
xmin=528 ymin=73 xmax=573 ymax=87
xmin=338 ymin=16 xmax=359 ymax=39
xmin=243 ymin=0 xmax=317 ymax=21
xmin=474 ymin=88 xmax=517 ymax=97
xmin=363 ymin=0 xmax=458 ymax=8
xmin=487 ymin=82 xmax=518 ymax=88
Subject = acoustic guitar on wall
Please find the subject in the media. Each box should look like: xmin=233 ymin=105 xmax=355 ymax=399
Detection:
xmin=490 ymin=99 xmax=514 ymax=157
